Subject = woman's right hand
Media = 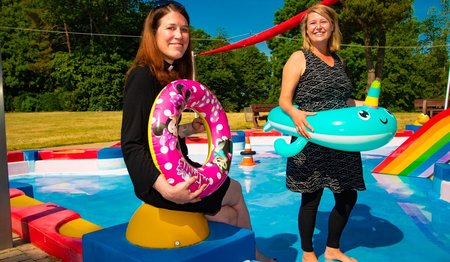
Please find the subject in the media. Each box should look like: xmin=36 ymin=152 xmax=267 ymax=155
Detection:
xmin=153 ymin=175 xmax=206 ymax=204
xmin=291 ymin=108 xmax=316 ymax=139
xmin=279 ymin=51 xmax=315 ymax=139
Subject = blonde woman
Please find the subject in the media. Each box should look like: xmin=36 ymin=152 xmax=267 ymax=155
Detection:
xmin=279 ymin=5 xmax=364 ymax=262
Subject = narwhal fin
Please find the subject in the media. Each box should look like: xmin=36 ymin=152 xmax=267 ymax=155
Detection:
xmin=263 ymin=122 xmax=272 ymax=132
xmin=274 ymin=137 xmax=308 ymax=157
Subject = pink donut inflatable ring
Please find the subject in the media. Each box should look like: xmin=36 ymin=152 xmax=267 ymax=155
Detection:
xmin=148 ymin=79 xmax=232 ymax=198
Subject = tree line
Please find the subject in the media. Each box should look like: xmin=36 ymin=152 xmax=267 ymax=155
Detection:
xmin=0 ymin=0 xmax=448 ymax=112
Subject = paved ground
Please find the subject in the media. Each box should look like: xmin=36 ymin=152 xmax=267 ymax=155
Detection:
xmin=0 ymin=233 xmax=60 ymax=262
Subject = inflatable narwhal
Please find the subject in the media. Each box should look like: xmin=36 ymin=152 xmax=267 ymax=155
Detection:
xmin=263 ymin=80 xmax=397 ymax=157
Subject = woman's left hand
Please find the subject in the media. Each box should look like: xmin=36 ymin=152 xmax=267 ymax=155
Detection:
xmin=191 ymin=117 xmax=204 ymax=134
xmin=179 ymin=118 xmax=204 ymax=138
xmin=154 ymin=175 xmax=205 ymax=204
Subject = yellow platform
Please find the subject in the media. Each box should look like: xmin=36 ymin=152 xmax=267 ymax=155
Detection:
xmin=10 ymin=195 xmax=43 ymax=207
xmin=126 ymin=204 xmax=210 ymax=249
xmin=59 ymin=218 xmax=103 ymax=238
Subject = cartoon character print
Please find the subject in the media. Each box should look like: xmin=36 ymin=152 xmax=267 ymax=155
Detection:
xmin=212 ymin=136 xmax=232 ymax=172
xmin=160 ymin=116 xmax=178 ymax=151
xmin=170 ymin=84 xmax=190 ymax=113
xmin=212 ymin=156 xmax=228 ymax=172
xmin=176 ymin=158 xmax=193 ymax=181
xmin=152 ymin=83 xmax=192 ymax=152
xmin=152 ymin=114 xmax=179 ymax=152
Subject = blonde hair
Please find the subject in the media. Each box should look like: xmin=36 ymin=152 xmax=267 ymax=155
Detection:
xmin=128 ymin=3 xmax=193 ymax=85
xmin=301 ymin=4 xmax=342 ymax=52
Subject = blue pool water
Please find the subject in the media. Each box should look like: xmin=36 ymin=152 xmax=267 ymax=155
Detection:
xmin=9 ymin=145 xmax=450 ymax=262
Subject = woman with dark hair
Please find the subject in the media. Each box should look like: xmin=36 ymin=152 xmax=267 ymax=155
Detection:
xmin=121 ymin=1 xmax=274 ymax=261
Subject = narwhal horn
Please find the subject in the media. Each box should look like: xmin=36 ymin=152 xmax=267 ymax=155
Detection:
xmin=364 ymin=80 xmax=381 ymax=108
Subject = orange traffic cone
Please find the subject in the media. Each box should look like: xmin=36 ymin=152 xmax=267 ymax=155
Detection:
xmin=239 ymin=136 xmax=256 ymax=166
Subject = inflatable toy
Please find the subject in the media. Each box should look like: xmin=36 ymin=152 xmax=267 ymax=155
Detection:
xmin=413 ymin=113 xmax=430 ymax=126
xmin=149 ymin=79 xmax=232 ymax=198
xmin=263 ymin=80 xmax=397 ymax=157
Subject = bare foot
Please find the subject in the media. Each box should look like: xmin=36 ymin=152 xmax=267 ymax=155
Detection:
xmin=255 ymin=248 xmax=276 ymax=262
xmin=302 ymin=251 xmax=318 ymax=262
xmin=324 ymin=247 xmax=357 ymax=262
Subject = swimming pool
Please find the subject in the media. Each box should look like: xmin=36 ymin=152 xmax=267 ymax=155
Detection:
xmin=9 ymin=144 xmax=450 ymax=262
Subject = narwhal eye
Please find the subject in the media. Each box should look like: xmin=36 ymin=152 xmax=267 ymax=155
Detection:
xmin=358 ymin=110 xmax=370 ymax=120
xmin=384 ymin=108 xmax=394 ymax=117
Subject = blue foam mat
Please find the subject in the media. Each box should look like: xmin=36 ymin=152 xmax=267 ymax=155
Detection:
xmin=83 ymin=221 xmax=255 ymax=262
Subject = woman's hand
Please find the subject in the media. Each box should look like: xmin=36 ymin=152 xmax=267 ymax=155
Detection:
xmin=153 ymin=175 xmax=206 ymax=204
xmin=292 ymin=108 xmax=316 ymax=139
xmin=178 ymin=118 xmax=204 ymax=138
xmin=191 ymin=117 xmax=204 ymax=134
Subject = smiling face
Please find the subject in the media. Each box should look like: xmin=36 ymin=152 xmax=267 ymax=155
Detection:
xmin=305 ymin=12 xmax=334 ymax=46
xmin=156 ymin=11 xmax=189 ymax=64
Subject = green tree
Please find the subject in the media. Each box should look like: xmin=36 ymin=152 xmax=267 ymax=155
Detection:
xmin=338 ymin=45 xmax=367 ymax=101
xmin=381 ymin=19 xmax=422 ymax=111
xmin=377 ymin=0 xmax=448 ymax=111
xmin=38 ymin=0 xmax=149 ymax=58
xmin=0 ymin=0 xmax=53 ymax=110
xmin=232 ymin=46 xmax=271 ymax=108
xmin=194 ymin=29 xmax=239 ymax=111
xmin=418 ymin=0 xmax=449 ymax=98
xmin=1 ymin=0 xmax=149 ymax=111
xmin=266 ymin=0 xmax=317 ymax=103
xmin=49 ymin=52 xmax=130 ymax=111
xmin=340 ymin=0 xmax=414 ymax=87
xmin=194 ymin=29 xmax=272 ymax=111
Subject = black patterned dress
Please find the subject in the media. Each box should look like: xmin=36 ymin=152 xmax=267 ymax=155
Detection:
xmin=286 ymin=50 xmax=366 ymax=193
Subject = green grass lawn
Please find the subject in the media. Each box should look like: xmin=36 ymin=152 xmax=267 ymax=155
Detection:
xmin=5 ymin=111 xmax=419 ymax=151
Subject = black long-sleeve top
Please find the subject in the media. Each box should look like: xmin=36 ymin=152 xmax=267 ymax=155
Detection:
xmin=121 ymin=66 xmax=229 ymax=214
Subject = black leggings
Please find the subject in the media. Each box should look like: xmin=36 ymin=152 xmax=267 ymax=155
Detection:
xmin=298 ymin=189 xmax=357 ymax=252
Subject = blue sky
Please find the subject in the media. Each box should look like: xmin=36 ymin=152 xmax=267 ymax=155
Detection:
xmin=179 ymin=0 xmax=284 ymax=54
xmin=413 ymin=0 xmax=444 ymax=20
xmin=178 ymin=0 xmax=444 ymax=55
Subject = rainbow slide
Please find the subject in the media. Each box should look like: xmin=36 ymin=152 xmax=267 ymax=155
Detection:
xmin=373 ymin=109 xmax=450 ymax=177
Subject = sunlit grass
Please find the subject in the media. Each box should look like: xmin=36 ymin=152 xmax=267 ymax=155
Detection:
xmin=5 ymin=111 xmax=419 ymax=151
xmin=6 ymin=112 xmax=122 ymax=150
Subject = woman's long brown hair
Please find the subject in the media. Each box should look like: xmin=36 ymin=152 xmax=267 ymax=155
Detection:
xmin=127 ymin=3 xmax=193 ymax=86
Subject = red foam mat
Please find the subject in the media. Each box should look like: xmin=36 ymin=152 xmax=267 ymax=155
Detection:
xmin=7 ymin=151 xmax=24 ymax=162
xmin=39 ymin=148 xmax=99 ymax=160
xmin=28 ymin=208 xmax=83 ymax=261
xmin=244 ymin=130 xmax=282 ymax=136
xmin=10 ymin=202 xmax=83 ymax=262
xmin=9 ymin=188 xmax=24 ymax=198
xmin=11 ymin=203 xmax=66 ymax=241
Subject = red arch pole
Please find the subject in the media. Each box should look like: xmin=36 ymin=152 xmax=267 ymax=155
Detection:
xmin=197 ymin=0 xmax=340 ymax=56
